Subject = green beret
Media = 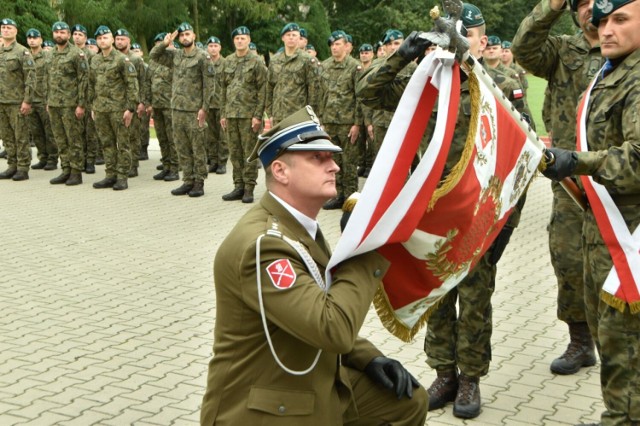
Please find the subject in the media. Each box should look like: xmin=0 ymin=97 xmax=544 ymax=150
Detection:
xmin=207 ymin=36 xmax=221 ymax=45
xmin=71 ymin=24 xmax=87 ymax=34
xmin=1 ymin=18 xmax=17 ymax=27
xmin=86 ymin=38 xmax=97 ymax=46
xmin=359 ymin=43 xmax=373 ymax=52
xmin=26 ymin=29 xmax=41 ymax=38
xmin=569 ymin=0 xmax=581 ymax=11
xmin=249 ymin=42 xmax=257 ymax=50
xmin=306 ymin=44 xmax=315 ymax=51
xmin=94 ymin=26 xmax=111 ymax=37
xmin=327 ymin=30 xmax=347 ymax=46
xmin=383 ymin=29 xmax=403 ymax=45
xmin=131 ymin=43 xmax=141 ymax=50
xmin=231 ymin=26 xmax=250 ymax=38
xmin=375 ymin=41 xmax=383 ymax=50
xmin=280 ymin=22 xmax=300 ymax=37
xmin=52 ymin=21 xmax=70 ymax=32
xmin=115 ymin=28 xmax=130 ymax=37
xmin=487 ymin=35 xmax=502 ymax=47
xmin=592 ymin=0 xmax=635 ymax=26
xmin=177 ymin=22 xmax=193 ymax=33
xmin=154 ymin=32 xmax=167 ymax=42
xmin=346 ymin=34 xmax=353 ymax=43
xmin=277 ymin=46 xmax=284 ymax=53
xmin=461 ymin=3 xmax=485 ymax=29
xmin=43 ymin=40 xmax=54 ymax=47
xmin=300 ymin=28 xmax=308 ymax=38
xmin=501 ymin=40 xmax=512 ymax=49
xmin=248 ymin=106 xmax=341 ymax=166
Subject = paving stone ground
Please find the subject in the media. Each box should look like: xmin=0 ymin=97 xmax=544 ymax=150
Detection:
xmin=0 ymin=141 xmax=603 ymax=425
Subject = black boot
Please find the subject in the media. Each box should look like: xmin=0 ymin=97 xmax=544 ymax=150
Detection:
xmin=453 ymin=374 xmax=481 ymax=419
xmin=93 ymin=177 xmax=117 ymax=189
xmin=44 ymin=160 xmax=58 ymax=171
xmin=222 ymin=185 xmax=244 ymax=201
xmin=31 ymin=159 xmax=47 ymax=170
xmin=95 ymin=157 xmax=105 ymax=165
xmin=188 ymin=181 xmax=204 ymax=197
xmin=65 ymin=173 xmax=82 ymax=186
xmin=208 ymin=163 xmax=218 ymax=173
xmin=50 ymin=172 xmax=70 ymax=185
xmin=11 ymin=170 xmax=29 ymax=181
xmin=127 ymin=167 xmax=138 ymax=178
xmin=0 ymin=150 xmax=6 ymax=159
xmin=85 ymin=162 xmax=95 ymax=174
xmin=323 ymin=195 xmax=345 ymax=210
xmin=163 ymin=171 xmax=179 ymax=182
xmin=215 ymin=164 xmax=226 ymax=174
xmin=550 ymin=322 xmax=597 ymax=375
xmin=171 ymin=182 xmax=194 ymax=196
xmin=242 ymin=186 xmax=254 ymax=203
xmin=156 ymin=163 xmax=164 ymax=170
xmin=113 ymin=178 xmax=128 ymax=190
xmin=139 ymin=146 xmax=148 ymax=160
xmin=0 ymin=167 xmax=17 ymax=179
xmin=427 ymin=370 xmax=458 ymax=410
xmin=153 ymin=170 xmax=169 ymax=181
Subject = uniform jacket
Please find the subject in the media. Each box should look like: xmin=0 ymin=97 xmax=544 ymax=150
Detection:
xmin=142 ymin=59 xmax=173 ymax=109
xmin=0 ymin=41 xmax=35 ymax=105
xmin=200 ymin=192 xmax=389 ymax=425
xmin=318 ymin=55 xmax=363 ymax=125
xmin=89 ymin=49 xmax=138 ymax=113
xmin=46 ymin=43 xmax=89 ymax=108
xmin=31 ymin=49 xmax=49 ymax=105
xmin=207 ymin=56 xmax=225 ymax=110
xmin=219 ymin=51 xmax=267 ymax=119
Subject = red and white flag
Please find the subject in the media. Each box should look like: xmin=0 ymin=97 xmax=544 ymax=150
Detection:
xmin=577 ymin=73 xmax=640 ymax=314
xmin=327 ymin=51 xmax=543 ymax=341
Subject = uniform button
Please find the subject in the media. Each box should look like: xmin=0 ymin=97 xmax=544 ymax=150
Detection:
xmin=278 ymin=405 xmax=286 ymax=413
xmin=373 ymin=269 xmax=382 ymax=278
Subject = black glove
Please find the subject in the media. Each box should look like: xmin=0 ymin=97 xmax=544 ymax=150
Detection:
xmin=489 ymin=225 xmax=514 ymax=265
xmin=398 ymin=31 xmax=432 ymax=63
xmin=541 ymin=148 xmax=578 ymax=181
xmin=364 ymin=356 xmax=420 ymax=399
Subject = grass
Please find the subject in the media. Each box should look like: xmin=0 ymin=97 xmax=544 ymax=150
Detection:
xmin=525 ymin=74 xmax=548 ymax=137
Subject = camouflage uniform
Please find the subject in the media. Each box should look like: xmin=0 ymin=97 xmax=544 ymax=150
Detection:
xmin=28 ymin=48 xmax=57 ymax=167
xmin=573 ymin=49 xmax=640 ymax=426
xmin=150 ymin=43 xmax=213 ymax=185
xmin=358 ymin=52 xmax=530 ymax=378
xmin=81 ymin=47 xmax=99 ymax=168
xmin=357 ymin=101 xmax=374 ymax=174
xmin=318 ymin=55 xmax=363 ymax=198
xmin=143 ymin=59 xmax=178 ymax=173
xmin=508 ymin=62 xmax=529 ymax=96
xmin=205 ymin=55 xmax=227 ymax=170
xmin=0 ymin=41 xmax=35 ymax=174
xmin=126 ymin=52 xmax=145 ymax=173
xmin=219 ymin=52 xmax=267 ymax=190
xmin=265 ymin=48 xmax=318 ymax=124
xmin=512 ymin=0 xmax=603 ymax=325
xmin=47 ymin=43 xmax=89 ymax=176
xmin=89 ymin=50 xmax=138 ymax=180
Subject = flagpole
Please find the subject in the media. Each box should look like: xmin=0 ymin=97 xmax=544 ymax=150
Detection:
xmin=460 ymin=53 xmax=588 ymax=211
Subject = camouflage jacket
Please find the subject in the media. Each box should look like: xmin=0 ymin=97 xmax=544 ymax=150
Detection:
xmin=508 ymin=62 xmax=529 ymax=92
xmin=0 ymin=41 xmax=35 ymax=105
xmin=265 ymin=49 xmax=318 ymax=122
xmin=142 ymin=60 xmax=172 ymax=109
xmin=512 ymin=0 xmax=603 ymax=150
xmin=373 ymin=60 xmax=417 ymax=129
xmin=219 ymin=52 xmax=267 ymax=119
xmin=574 ymin=49 xmax=640 ymax=243
xmin=31 ymin=49 xmax=49 ymax=105
xmin=127 ymin=52 xmax=145 ymax=105
xmin=150 ymin=43 xmax=213 ymax=112
xmin=46 ymin=43 xmax=89 ymax=108
xmin=89 ymin=49 xmax=138 ymax=113
xmin=318 ymin=55 xmax=363 ymax=125
xmin=207 ymin=56 xmax=225 ymax=110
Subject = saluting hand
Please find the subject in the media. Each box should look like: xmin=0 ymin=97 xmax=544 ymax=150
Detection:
xmin=164 ymin=31 xmax=178 ymax=47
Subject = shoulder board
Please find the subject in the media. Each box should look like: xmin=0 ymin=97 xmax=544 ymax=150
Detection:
xmin=356 ymin=65 xmax=362 ymax=71
xmin=311 ymin=58 xmax=316 ymax=64
xmin=79 ymin=52 xmax=85 ymax=57
xmin=206 ymin=54 xmax=211 ymax=60
xmin=124 ymin=57 xmax=130 ymax=62
xmin=24 ymin=51 xmax=31 ymax=55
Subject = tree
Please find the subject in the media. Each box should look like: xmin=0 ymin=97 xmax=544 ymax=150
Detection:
xmin=0 ymin=0 xmax=58 ymax=44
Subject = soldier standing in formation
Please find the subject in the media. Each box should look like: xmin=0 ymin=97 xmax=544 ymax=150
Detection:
xmin=131 ymin=43 xmax=151 ymax=162
xmin=150 ymin=23 xmax=212 ymax=198
xmin=46 ymin=21 xmax=89 ymax=187
xmin=513 ymin=0 xmax=603 ymax=376
xmin=26 ymin=28 xmax=58 ymax=172
xmin=90 ymin=26 xmax=139 ymax=191
xmin=499 ymin=40 xmax=529 ymax=96
xmin=317 ymin=30 xmax=362 ymax=210
xmin=219 ymin=26 xmax=267 ymax=204
xmin=540 ymin=0 xmax=640 ymax=423
xmin=205 ymin=36 xmax=227 ymax=175
xmin=144 ymin=33 xmax=179 ymax=182
xmin=0 ymin=18 xmax=35 ymax=181
xmin=356 ymin=43 xmax=375 ymax=177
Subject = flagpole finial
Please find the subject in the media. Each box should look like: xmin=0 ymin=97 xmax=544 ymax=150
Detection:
xmin=430 ymin=6 xmax=441 ymax=20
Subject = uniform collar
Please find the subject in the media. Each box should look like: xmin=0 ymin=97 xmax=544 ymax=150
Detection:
xmin=269 ymin=191 xmax=318 ymax=240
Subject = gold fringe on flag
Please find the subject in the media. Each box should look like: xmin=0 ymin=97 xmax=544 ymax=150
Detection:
xmin=600 ymin=289 xmax=627 ymax=313
xmin=428 ymin=71 xmax=481 ymax=211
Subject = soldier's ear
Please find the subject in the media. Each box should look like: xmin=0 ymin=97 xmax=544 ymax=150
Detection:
xmin=270 ymin=159 xmax=290 ymax=185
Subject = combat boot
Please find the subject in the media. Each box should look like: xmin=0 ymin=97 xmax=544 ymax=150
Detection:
xmin=323 ymin=195 xmax=345 ymax=210
xmin=113 ymin=179 xmax=128 ymax=191
xmin=44 ymin=160 xmax=58 ymax=170
xmin=153 ymin=170 xmax=169 ymax=180
xmin=171 ymin=182 xmax=194 ymax=196
xmin=127 ymin=167 xmax=138 ymax=178
xmin=215 ymin=164 xmax=226 ymax=174
xmin=208 ymin=163 xmax=218 ymax=173
xmin=163 ymin=171 xmax=179 ymax=181
xmin=65 ymin=173 xmax=82 ymax=186
xmin=550 ymin=322 xmax=597 ymax=375
xmin=11 ymin=170 xmax=29 ymax=181
xmin=139 ymin=146 xmax=148 ymax=160
xmin=50 ymin=172 xmax=70 ymax=185
xmin=453 ymin=374 xmax=481 ymax=419
xmin=242 ymin=186 xmax=254 ymax=204
xmin=222 ymin=185 xmax=244 ymax=201
xmin=0 ymin=149 xmax=6 ymax=158
xmin=188 ymin=181 xmax=205 ymax=197
xmin=95 ymin=157 xmax=105 ymax=165
xmin=31 ymin=159 xmax=47 ymax=169
xmin=156 ymin=163 xmax=164 ymax=170
xmin=85 ymin=162 xmax=95 ymax=174
xmin=0 ymin=166 xmax=17 ymax=179
xmin=427 ymin=369 xmax=458 ymax=410
xmin=93 ymin=177 xmax=117 ymax=189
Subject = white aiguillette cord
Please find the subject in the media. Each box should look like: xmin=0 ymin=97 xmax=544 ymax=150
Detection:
xmin=255 ymin=229 xmax=324 ymax=375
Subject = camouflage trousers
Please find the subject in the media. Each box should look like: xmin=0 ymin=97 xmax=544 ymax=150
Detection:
xmin=28 ymin=103 xmax=57 ymax=163
xmin=206 ymin=108 xmax=228 ymax=165
xmin=129 ymin=114 xmax=141 ymax=169
xmin=323 ymin=123 xmax=358 ymax=198
xmin=94 ymin=111 xmax=132 ymax=180
xmin=583 ymin=208 xmax=640 ymax=426
xmin=172 ymin=110 xmax=207 ymax=183
xmin=549 ymin=182 xmax=587 ymax=323
xmin=0 ymin=104 xmax=31 ymax=171
xmin=356 ymin=124 xmax=373 ymax=171
xmin=424 ymin=249 xmax=496 ymax=377
xmin=141 ymin=111 xmax=150 ymax=150
xmin=49 ymin=106 xmax=84 ymax=174
xmin=82 ymin=114 xmax=99 ymax=164
xmin=373 ymin=125 xmax=389 ymax=160
xmin=154 ymin=108 xmax=178 ymax=173
xmin=226 ymin=117 xmax=258 ymax=188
